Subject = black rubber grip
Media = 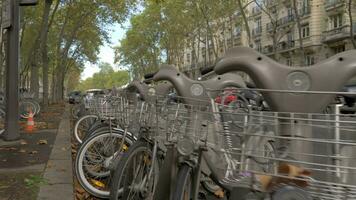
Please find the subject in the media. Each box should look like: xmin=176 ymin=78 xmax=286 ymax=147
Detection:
xmin=143 ymin=79 xmax=153 ymax=84
xmin=200 ymin=66 xmax=214 ymax=76
xmin=144 ymin=71 xmax=157 ymax=80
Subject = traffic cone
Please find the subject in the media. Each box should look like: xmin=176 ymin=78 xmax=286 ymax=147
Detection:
xmin=25 ymin=109 xmax=35 ymax=133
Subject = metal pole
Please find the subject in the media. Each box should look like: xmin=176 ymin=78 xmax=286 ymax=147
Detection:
xmin=3 ymin=0 xmax=20 ymax=141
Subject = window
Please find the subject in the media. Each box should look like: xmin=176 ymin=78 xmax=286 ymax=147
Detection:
xmin=330 ymin=14 xmax=343 ymax=29
xmin=304 ymin=55 xmax=314 ymax=66
xmin=201 ymin=47 xmax=206 ymax=58
xmin=333 ymin=45 xmax=345 ymax=53
xmin=302 ymin=0 xmax=310 ymax=13
xmin=255 ymin=40 xmax=262 ymax=52
xmin=286 ymin=58 xmax=293 ymax=66
xmin=302 ymin=24 xmax=310 ymax=38
xmin=186 ymin=53 xmax=191 ymax=63
xmin=287 ymin=31 xmax=294 ymax=42
xmin=256 ymin=17 xmax=262 ymax=28
xmin=287 ymin=7 xmax=293 ymax=18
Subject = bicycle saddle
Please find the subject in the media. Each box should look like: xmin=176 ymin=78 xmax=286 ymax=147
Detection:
xmin=153 ymin=65 xmax=246 ymax=106
xmin=125 ymin=80 xmax=149 ymax=101
xmin=214 ymin=47 xmax=356 ymax=113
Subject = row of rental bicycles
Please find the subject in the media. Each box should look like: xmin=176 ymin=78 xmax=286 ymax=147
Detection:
xmin=72 ymin=47 xmax=356 ymax=200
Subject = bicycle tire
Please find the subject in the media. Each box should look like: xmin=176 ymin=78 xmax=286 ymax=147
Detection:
xmin=173 ymin=164 xmax=193 ymax=200
xmin=110 ymin=139 xmax=159 ymax=200
xmin=25 ymin=98 xmax=41 ymax=115
xmin=0 ymin=107 xmax=5 ymax=135
xmin=75 ymin=129 xmax=135 ymax=198
xmin=71 ymin=104 xmax=81 ymax=119
xmin=19 ymin=100 xmax=37 ymax=119
xmin=74 ymin=114 xmax=98 ymax=144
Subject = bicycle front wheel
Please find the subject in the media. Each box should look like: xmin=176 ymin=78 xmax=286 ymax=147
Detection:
xmin=173 ymin=164 xmax=193 ymax=200
xmin=75 ymin=130 xmax=134 ymax=198
xmin=110 ymin=140 xmax=159 ymax=200
xmin=74 ymin=114 xmax=98 ymax=144
xmin=0 ymin=107 xmax=5 ymax=135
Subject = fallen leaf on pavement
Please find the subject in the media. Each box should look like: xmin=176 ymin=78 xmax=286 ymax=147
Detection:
xmin=37 ymin=140 xmax=48 ymax=145
xmin=20 ymin=140 xmax=28 ymax=145
xmin=29 ymin=151 xmax=38 ymax=155
xmin=76 ymin=187 xmax=85 ymax=194
xmin=19 ymin=149 xmax=27 ymax=153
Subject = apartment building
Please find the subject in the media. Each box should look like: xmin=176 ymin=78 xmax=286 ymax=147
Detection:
xmin=180 ymin=0 xmax=356 ymax=78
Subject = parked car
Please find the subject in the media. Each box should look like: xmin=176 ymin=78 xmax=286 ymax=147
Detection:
xmin=68 ymin=91 xmax=82 ymax=104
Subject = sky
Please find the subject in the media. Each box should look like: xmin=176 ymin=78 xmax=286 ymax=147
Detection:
xmin=81 ymin=22 xmax=128 ymax=80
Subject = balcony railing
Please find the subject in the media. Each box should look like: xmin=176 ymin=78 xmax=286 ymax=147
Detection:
xmin=278 ymin=40 xmax=295 ymax=51
xmin=325 ymin=0 xmax=345 ymax=10
xmin=278 ymin=15 xmax=295 ymax=26
xmin=252 ymin=26 xmax=262 ymax=37
xmin=322 ymin=24 xmax=356 ymax=42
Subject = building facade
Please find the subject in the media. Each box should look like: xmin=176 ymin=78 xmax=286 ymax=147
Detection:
xmin=180 ymin=0 xmax=356 ymax=78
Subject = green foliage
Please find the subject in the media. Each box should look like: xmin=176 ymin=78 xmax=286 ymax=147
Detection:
xmin=24 ymin=175 xmax=47 ymax=189
xmin=114 ymin=0 xmax=241 ymax=79
xmin=76 ymin=62 xmax=129 ymax=91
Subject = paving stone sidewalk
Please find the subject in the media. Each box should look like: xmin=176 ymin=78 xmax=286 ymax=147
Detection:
xmin=37 ymin=105 xmax=74 ymax=200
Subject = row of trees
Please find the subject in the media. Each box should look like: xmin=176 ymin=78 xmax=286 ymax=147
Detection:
xmin=75 ymin=62 xmax=129 ymax=91
xmin=116 ymin=0 xmax=242 ymax=79
xmin=0 ymin=0 xmax=137 ymax=105
xmin=116 ymin=0 xmax=356 ymax=79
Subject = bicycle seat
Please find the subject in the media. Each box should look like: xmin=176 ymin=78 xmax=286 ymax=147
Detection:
xmin=125 ymin=80 xmax=149 ymax=101
xmin=153 ymin=65 xmax=246 ymax=106
xmin=214 ymin=47 xmax=356 ymax=113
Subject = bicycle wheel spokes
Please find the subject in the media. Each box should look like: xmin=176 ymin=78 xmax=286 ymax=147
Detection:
xmin=123 ymin=151 xmax=153 ymax=200
xmin=76 ymin=132 xmax=133 ymax=198
xmin=0 ymin=107 xmax=4 ymax=135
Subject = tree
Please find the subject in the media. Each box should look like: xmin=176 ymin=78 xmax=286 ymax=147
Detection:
xmin=348 ymin=0 xmax=356 ymax=49
xmin=76 ymin=63 xmax=129 ymax=91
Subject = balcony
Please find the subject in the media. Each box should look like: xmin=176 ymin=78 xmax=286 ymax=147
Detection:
xmin=325 ymin=0 xmax=345 ymax=11
xmin=252 ymin=26 xmax=262 ymax=37
xmin=321 ymin=24 xmax=356 ymax=43
xmin=251 ymin=6 xmax=262 ymax=16
xmin=278 ymin=40 xmax=295 ymax=51
xmin=278 ymin=15 xmax=295 ymax=27
xmin=298 ymin=6 xmax=311 ymax=17
xmin=263 ymin=45 xmax=274 ymax=54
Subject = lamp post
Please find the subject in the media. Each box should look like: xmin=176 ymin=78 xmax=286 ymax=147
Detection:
xmin=2 ymin=0 xmax=37 ymax=141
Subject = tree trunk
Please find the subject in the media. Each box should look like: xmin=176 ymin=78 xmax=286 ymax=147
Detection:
xmin=349 ymin=0 xmax=356 ymax=49
xmin=41 ymin=0 xmax=55 ymax=107
xmin=238 ymin=0 xmax=251 ymax=46
xmin=30 ymin=61 xmax=39 ymax=99
xmin=293 ymin=0 xmax=305 ymax=65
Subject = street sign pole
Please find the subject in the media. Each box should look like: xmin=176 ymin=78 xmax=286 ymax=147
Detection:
xmin=3 ymin=0 xmax=20 ymax=141
xmin=2 ymin=0 xmax=37 ymax=141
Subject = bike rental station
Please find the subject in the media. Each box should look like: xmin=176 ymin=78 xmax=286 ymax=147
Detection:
xmin=2 ymin=0 xmax=356 ymax=200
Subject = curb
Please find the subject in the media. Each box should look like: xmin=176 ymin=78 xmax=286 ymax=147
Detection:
xmin=37 ymin=105 xmax=74 ymax=200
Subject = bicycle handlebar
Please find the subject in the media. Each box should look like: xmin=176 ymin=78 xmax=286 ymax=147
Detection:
xmin=200 ymin=65 xmax=214 ymax=76
xmin=214 ymin=47 xmax=356 ymax=113
xmin=144 ymin=72 xmax=157 ymax=80
xmin=153 ymin=64 xmax=246 ymax=106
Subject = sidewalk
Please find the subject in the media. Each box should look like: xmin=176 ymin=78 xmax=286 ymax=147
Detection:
xmin=37 ymin=105 xmax=74 ymax=200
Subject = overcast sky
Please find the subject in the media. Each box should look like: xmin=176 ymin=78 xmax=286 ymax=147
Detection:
xmin=81 ymin=22 xmax=128 ymax=80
